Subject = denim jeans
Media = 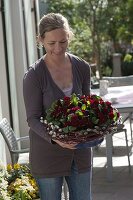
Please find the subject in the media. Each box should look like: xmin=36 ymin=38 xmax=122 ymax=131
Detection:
xmin=36 ymin=160 xmax=92 ymax=200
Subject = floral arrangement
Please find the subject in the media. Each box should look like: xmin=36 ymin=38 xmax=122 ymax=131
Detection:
xmin=0 ymin=163 xmax=39 ymax=200
xmin=44 ymin=93 xmax=120 ymax=145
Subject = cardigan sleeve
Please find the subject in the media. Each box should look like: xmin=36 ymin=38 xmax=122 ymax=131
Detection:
xmin=82 ymin=61 xmax=91 ymax=95
xmin=68 ymin=53 xmax=91 ymax=96
xmin=23 ymin=67 xmax=52 ymax=143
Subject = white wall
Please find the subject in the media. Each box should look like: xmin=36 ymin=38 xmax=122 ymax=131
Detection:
xmin=0 ymin=0 xmax=39 ymax=163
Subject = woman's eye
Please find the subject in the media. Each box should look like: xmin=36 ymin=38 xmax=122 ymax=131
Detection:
xmin=48 ymin=43 xmax=55 ymax=45
xmin=60 ymin=40 xmax=67 ymax=44
xmin=47 ymin=40 xmax=67 ymax=46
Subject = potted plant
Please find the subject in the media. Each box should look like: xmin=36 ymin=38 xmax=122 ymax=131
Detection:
xmin=0 ymin=163 xmax=40 ymax=200
xmin=121 ymin=53 xmax=133 ymax=76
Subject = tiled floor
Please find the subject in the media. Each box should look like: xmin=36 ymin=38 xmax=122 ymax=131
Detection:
xmin=92 ymin=120 xmax=133 ymax=200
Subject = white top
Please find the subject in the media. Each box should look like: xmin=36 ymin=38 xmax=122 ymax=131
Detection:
xmin=62 ymin=85 xmax=73 ymax=97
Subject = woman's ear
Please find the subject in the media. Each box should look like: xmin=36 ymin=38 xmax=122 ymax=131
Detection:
xmin=39 ymin=35 xmax=44 ymax=43
xmin=36 ymin=35 xmax=44 ymax=48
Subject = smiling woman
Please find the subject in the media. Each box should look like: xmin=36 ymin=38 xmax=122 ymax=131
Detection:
xmin=23 ymin=13 xmax=92 ymax=200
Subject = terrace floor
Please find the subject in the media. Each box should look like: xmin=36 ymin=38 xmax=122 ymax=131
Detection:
xmin=92 ymin=120 xmax=133 ymax=200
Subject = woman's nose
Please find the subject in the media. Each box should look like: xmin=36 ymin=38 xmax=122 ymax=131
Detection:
xmin=54 ymin=42 xmax=62 ymax=51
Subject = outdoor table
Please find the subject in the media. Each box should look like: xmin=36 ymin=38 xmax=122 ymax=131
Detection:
xmin=91 ymin=85 xmax=133 ymax=181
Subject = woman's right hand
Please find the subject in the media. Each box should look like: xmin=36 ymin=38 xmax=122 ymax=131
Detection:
xmin=52 ymin=139 xmax=78 ymax=149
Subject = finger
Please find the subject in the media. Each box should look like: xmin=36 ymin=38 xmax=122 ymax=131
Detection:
xmin=52 ymin=139 xmax=77 ymax=149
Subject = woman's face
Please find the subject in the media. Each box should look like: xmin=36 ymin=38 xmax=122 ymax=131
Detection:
xmin=42 ymin=28 xmax=69 ymax=57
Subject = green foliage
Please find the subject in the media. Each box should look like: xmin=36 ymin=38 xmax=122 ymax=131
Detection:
xmin=46 ymin=0 xmax=92 ymax=62
xmin=124 ymin=53 xmax=133 ymax=62
xmin=44 ymin=0 xmax=133 ymax=77
xmin=122 ymin=53 xmax=133 ymax=76
xmin=68 ymin=23 xmax=92 ymax=62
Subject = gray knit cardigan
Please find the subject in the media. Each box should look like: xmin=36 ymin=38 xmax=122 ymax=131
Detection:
xmin=23 ymin=53 xmax=92 ymax=178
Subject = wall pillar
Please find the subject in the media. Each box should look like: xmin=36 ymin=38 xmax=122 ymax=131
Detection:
xmin=4 ymin=0 xmax=32 ymax=152
xmin=112 ymin=53 xmax=122 ymax=77
xmin=0 ymin=0 xmax=10 ymax=164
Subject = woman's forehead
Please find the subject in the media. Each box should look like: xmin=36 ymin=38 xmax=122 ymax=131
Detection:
xmin=44 ymin=28 xmax=69 ymax=40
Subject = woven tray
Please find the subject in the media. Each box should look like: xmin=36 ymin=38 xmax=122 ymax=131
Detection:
xmin=54 ymin=131 xmax=104 ymax=143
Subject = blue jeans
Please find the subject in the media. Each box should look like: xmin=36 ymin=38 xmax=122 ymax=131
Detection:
xmin=35 ymin=161 xmax=92 ymax=200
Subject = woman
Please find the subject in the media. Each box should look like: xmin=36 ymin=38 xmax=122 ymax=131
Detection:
xmin=23 ymin=13 xmax=92 ymax=200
